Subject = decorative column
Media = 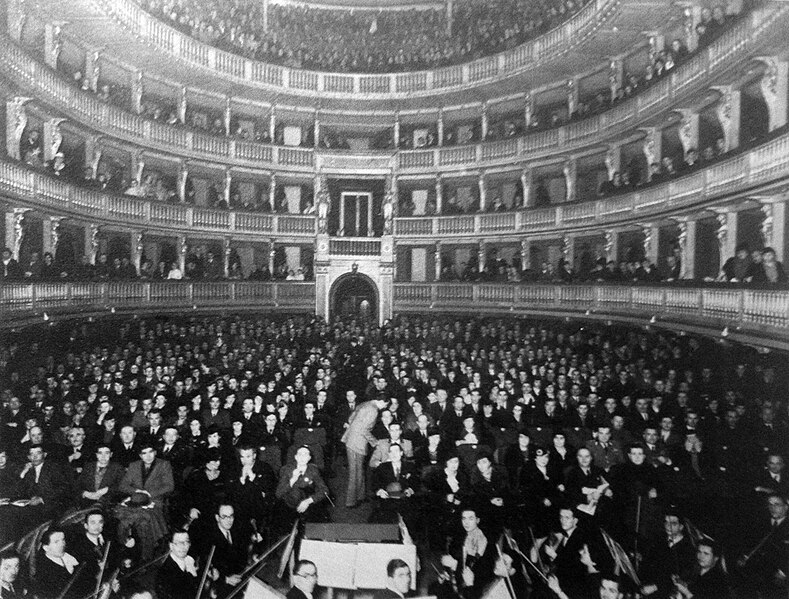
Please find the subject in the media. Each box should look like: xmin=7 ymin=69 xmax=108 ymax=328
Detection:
xmin=524 ymin=92 xmax=534 ymax=129
xmin=318 ymin=173 xmax=331 ymax=234
xmin=604 ymin=229 xmax=619 ymax=262
xmin=44 ymin=22 xmax=64 ymax=69
xmin=7 ymin=0 xmax=27 ymax=42
xmin=43 ymin=216 xmax=65 ymax=257
xmin=84 ymin=136 xmax=102 ymax=177
xmin=711 ymin=86 xmax=741 ymax=152
xmin=434 ymin=242 xmax=442 ymax=281
xmin=437 ymin=109 xmax=444 ymax=146
xmin=268 ymin=239 xmax=276 ymax=274
xmin=85 ymin=48 xmax=101 ymax=92
xmin=445 ymin=0 xmax=453 ymax=35
xmin=435 ymin=175 xmax=443 ymax=214
xmin=178 ymin=88 xmax=187 ymax=124
xmin=6 ymin=208 xmax=30 ymax=260
xmin=520 ymin=238 xmax=531 ymax=272
xmin=563 ymin=158 xmax=577 ymax=203
xmin=85 ymin=224 xmax=100 ymax=265
xmin=641 ymin=127 xmax=662 ymax=182
xmin=223 ymin=168 xmax=232 ymax=205
xmin=366 ymin=193 xmax=373 ymax=237
xmin=6 ymin=96 xmax=31 ymax=161
xmin=262 ymin=0 xmax=269 ymax=32
xmin=715 ymin=210 xmax=738 ymax=272
xmin=562 ymin=235 xmax=576 ymax=269
xmin=567 ymin=79 xmax=579 ymax=116
xmin=761 ymin=200 xmax=786 ymax=260
xmin=677 ymin=110 xmax=700 ymax=157
xmin=177 ymin=160 xmax=188 ymax=203
xmin=42 ymin=118 xmax=66 ymax=163
xmin=605 ymin=145 xmax=621 ymax=180
xmin=130 ymin=71 xmax=143 ymax=115
xmin=176 ymin=234 xmax=188 ymax=273
xmin=677 ymin=219 xmax=697 ymax=280
xmin=223 ymin=97 xmax=232 ymax=136
xmin=223 ymin=237 xmax=231 ymax=278
xmin=480 ymin=102 xmax=489 ymax=140
xmin=642 ymin=224 xmax=659 ymax=264
xmin=683 ymin=7 xmax=701 ymax=52
xmin=393 ymin=112 xmax=400 ymax=148
xmin=478 ymin=240 xmax=486 ymax=272
xmin=609 ymin=59 xmax=623 ymax=101
xmin=314 ymin=112 xmax=320 ymax=148
xmin=520 ymin=167 xmax=532 ymax=207
xmin=269 ymin=174 xmax=277 ymax=210
xmin=131 ymin=151 xmax=145 ymax=184
xmin=269 ymin=108 xmax=276 ymax=142
xmin=647 ymin=34 xmax=665 ymax=63
xmin=131 ymin=230 xmax=144 ymax=272
xmin=478 ymin=173 xmax=487 ymax=211
xmin=756 ymin=58 xmax=788 ymax=132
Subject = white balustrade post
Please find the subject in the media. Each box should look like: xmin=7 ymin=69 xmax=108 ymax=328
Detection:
xmin=268 ymin=240 xmax=276 ymax=274
xmin=177 ymin=160 xmax=188 ymax=203
xmin=435 ymin=176 xmax=443 ymax=214
xmin=269 ymin=109 xmax=276 ymax=142
xmin=478 ymin=173 xmax=487 ymax=212
xmin=437 ymin=109 xmax=444 ymax=146
xmin=478 ymin=240 xmax=486 ymax=273
xmin=520 ymin=167 xmax=532 ymax=208
xmin=314 ymin=112 xmax=320 ymax=148
xmin=223 ymin=237 xmax=231 ymax=279
xmin=563 ymin=158 xmax=577 ymax=203
xmin=481 ymin=102 xmax=489 ymax=141
xmin=224 ymin=97 xmax=232 ymax=137
xmin=434 ymin=242 xmax=442 ymax=281
xmin=178 ymin=87 xmax=187 ymax=124
xmin=177 ymin=235 xmax=187 ymax=274
xmin=393 ymin=113 xmax=400 ymax=148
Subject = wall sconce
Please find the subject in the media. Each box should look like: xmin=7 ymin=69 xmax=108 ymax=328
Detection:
xmin=351 ymin=262 xmax=358 ymax=273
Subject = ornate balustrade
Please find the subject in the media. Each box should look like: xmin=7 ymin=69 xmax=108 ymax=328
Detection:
xmin=96 ymin=0 xmax=616 ymax=97
xmin=2 ymin=4 xmax=784 ymax=177
xmin=395 ymin=130 xmax=789 ymax=238
xmin=0 ymin=160 xmax=316 ymax=238
xmin=2 ymin=282 xmax=786 ymax=348
xmin=2 ymin=127 xmax=788 ymax=239
xmin=0 ymin=282 xmax=316 ymax=318
xmin=393 ymin=283 xmax=789 ymax=348
xmin=328 ymin=238 xmax=382 ymax=256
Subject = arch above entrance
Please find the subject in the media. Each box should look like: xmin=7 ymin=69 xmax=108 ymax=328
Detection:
xmin=329 ymin=272 xmax=378 ymax=323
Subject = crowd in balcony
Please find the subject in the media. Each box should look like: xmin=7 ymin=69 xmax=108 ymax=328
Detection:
xmin=0 ymin=311 xmax=786 ymax=598
xmin=133 ymin=0 xmax=588 ymax=73
xmin=436 ymin=244 xmax=787 ymax=287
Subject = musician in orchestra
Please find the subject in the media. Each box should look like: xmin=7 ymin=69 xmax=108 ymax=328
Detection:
xmin=548 ymin=573 xmax=624 ymax=599
xmin=155 ymin=531 xmax=199 ymax=599
xmin=287 ymin=560 xmax=318 ymax=599
xmin=738 ymin=493 xmax=788 ymax=599
xmin=32 ymin=527 xmax=91 ymax=599
xmin=639 ymin=509 xmax=696 ymax=599
xmin=67 ymin=510 xmax=120 ymax=587
xmin=0 ymin=550 xmax=25 ymax=599
xmin=673 ymin=540 xmax=732 ymax=599
xmin=373 ymin=559 xmax=412 ymax=599
xmin=436 ymin=506 xmax=496 ymax=599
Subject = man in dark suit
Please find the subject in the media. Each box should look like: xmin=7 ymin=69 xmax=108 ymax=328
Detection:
xmin=275 ymin=446 xmax=329 ymax=529
xmin=15 ymin=444 xmax=74 ymax=520
xmin=0 ymin=549 xmax=25 ymax=599
xmin=155 ymin=531 xmax=199 ymax=599
xmin=1 ymin=248 xmax=22 ymax=281
xmin=157 ymin=426 xmax=190 ymax=485
xmin=341 ymin=397 xmax=387 ymax=508
xmin=373 ymin=559 xmax=412 ymax=599
xmin=33 ymin=527 xmax=92 ymax=599
xmin=76 ymin=444 xmax=125 ymax=507
xmin=372 ymin=443 xmax=416 ymax=524
xmin=193 ymin=504 xmax=253 ymax=598
xmin=111 ymin=425 xmax=141 ymax=469
xmin=67 ymin=510 xmax=120 ymax=588
xmin=286 ymin=559 xmax=318 ymax=599
xmin=543 ymin=507 xmax=590 ymax=599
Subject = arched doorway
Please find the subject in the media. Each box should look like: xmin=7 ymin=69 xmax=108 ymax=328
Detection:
xmin=330 ymin=273 xmax=378 ymax=323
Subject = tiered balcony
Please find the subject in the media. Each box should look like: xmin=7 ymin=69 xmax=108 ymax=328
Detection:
xmin=2 ymin=282 xmax=787 ymax=349
xmin=3 ymin=129 xmax=786 ymax=240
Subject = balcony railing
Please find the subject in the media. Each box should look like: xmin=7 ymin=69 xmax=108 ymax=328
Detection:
xmin=393 ymin=283 xmax=789 ymax=343
xmin=0 ymin=160 xmax=317 ymax=237
xmin=0 ymin=282 xmax=316 ymax=314
xmin=2 ymin=4 xmax=785 ymax=176
xmin=329 ymin=238 xmax=382 ymax=256
xmin=2 ymin=127 xmax=788 ymax=239
xmin=96 ymin=0 xmax=615 ymax=97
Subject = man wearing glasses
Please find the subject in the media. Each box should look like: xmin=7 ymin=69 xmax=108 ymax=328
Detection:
xmin=288 ymin=560 xmax=318 ymax=599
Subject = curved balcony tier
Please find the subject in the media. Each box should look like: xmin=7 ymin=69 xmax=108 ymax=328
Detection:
xmin=2 ymin=129 xmax=787 ymax=241
xmin=2 ymin=282 xmax=787 ymax=351
xmin=3 ymin=6 xmax=785 ymax=178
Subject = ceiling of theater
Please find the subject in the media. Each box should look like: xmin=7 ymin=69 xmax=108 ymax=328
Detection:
xmin=34 ymin=0 xmax=680 ymax=113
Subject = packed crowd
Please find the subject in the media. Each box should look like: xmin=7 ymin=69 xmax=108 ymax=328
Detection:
xmin=435 ymin=244 xmax=787 ymax=287
xmin=1 ymin=246 xmax=314 ymax=284
xmin=0 ymin=313 xmax=786 ymax=599
xmin=134 ymin=0 xmax=588 ymax=73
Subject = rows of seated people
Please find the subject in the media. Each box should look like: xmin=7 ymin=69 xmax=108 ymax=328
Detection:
xmin=0 ymin=314 xmax=786 ymax=598
xmin=133 ymin=0 xmax=587 ymax=73
xmin=50 ymin=5 xmax=735 ymax=151
xmin=0 ymin=246 xmax=314 ymax=283
xmin=437 ymin=245 xmax=787 ymax=286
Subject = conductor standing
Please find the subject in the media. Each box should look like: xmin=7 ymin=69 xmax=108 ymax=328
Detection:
xmin=341 ymin=397 xmax=388 ymax=508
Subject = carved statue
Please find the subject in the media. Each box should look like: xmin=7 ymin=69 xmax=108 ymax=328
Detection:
xmin=7 ymin=97 xmax=30 ymax=161
xmin=49 ymin=217 xmax=64 ymax=256
xmin=89 ymin=224 xmax=100 ymax=264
